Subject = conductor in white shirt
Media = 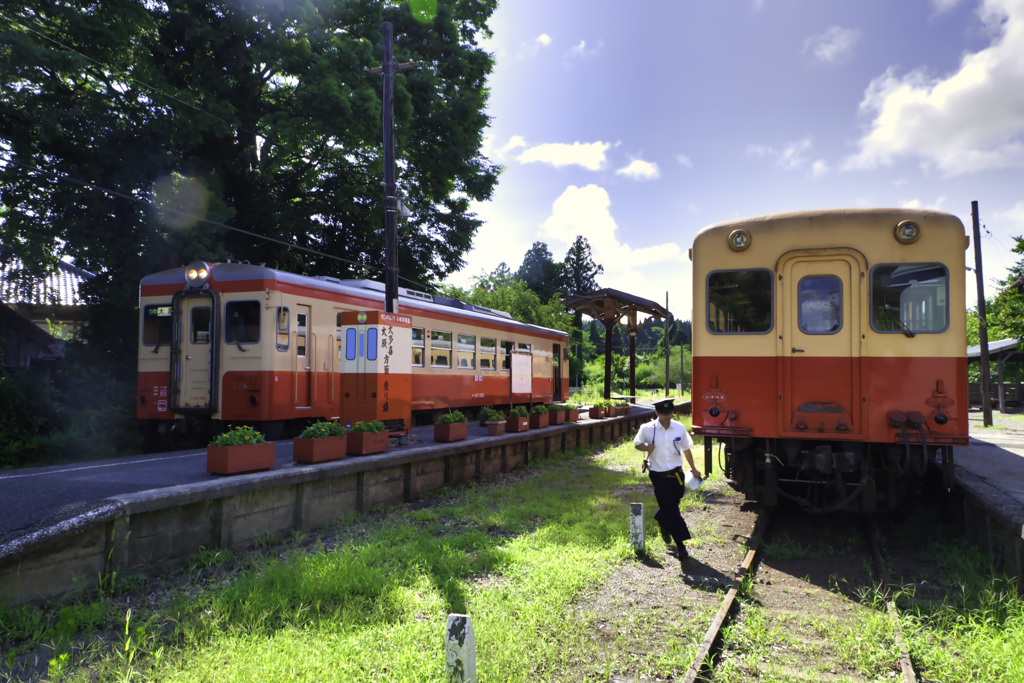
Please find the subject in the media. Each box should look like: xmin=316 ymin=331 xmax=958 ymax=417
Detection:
xmin=634 ymin=398 xmax=702 ymax=566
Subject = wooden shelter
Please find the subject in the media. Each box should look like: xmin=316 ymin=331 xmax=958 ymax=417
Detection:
xmin=968 ymin=338 xmax=1022 ymax=413
xmin=564 ymin=288 xmax=670 ymax=400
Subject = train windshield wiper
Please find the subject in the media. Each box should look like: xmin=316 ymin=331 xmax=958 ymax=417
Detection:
xmin=886 ymin=310 xmax=915 ymax=338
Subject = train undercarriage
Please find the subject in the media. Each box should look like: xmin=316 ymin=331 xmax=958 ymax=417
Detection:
xmin=710 ymin=436 xmax=956 ymax=513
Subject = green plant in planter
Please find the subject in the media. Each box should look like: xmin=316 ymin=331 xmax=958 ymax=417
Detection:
xmin=210 ymin=425 xmax=266 ymax=447
xmin=438 ymin=410 xmax=467 ymax=424
xmin=299 ymin=421 xmax=346 ymax=439
xmin=351 ymin=420 xmax=387 ymax=433
xmin=481 ymin=406 xmax=505 ymax=421
xmin=531 ymin=404 xmax=549 ymax=415
xmin=564 ymin=403 xmax=580 ymax=410
xmin=509 ymin=406 xmax=529 ymax=418
xmin=550 ymin=404 xmax=568 ymax=412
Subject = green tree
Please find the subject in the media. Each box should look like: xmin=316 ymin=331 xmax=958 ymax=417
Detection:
xmin=560 ymin=235 xmax=603 ymax=381
xmin=0 ymin=0 xmax=499 ymax=378
xmin=516 ymin=241 xmax=563 ymax=300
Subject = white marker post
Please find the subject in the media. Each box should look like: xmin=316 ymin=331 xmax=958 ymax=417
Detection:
xmin=445 ymin=613 xmax=476 ymax=683
xmin=630 ymin=502 xmax=645 ymax=554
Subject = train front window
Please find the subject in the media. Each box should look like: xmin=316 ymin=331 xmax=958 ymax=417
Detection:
xmin=225 ymin=301 xmax=260 ymax=344
xmin=707 ymin=270 xmax=773 ymax=334
xmin=191 ymin=307 xmax=211 ymax=343
xmin=142 ymin=305 xmax=173 ymax=346
xmin=871 ymin=263 xmax=949 ymax=334
xmin=798 ymin=275 xmax=843 ymax=335
xmin=431 ymin=330 xmax=452 ymax=367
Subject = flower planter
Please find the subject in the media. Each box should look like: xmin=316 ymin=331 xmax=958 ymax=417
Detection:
xmin=506 ymin=416 xmax=529 ymax=433
xmin=588 ymin=407 xmax=606 ymax=420
xmin=624 ymin=405 xmax=632 ymax=415
xmin=293 ymin=435 xmax=347 ymax=464
xmin=551 ymin=411 xmax=566 ymax=425
xmin=207 ymin=442 xmax=276 ymax=475
xmin=607 ymin=406 xmax=620 ymax=417
xmin=434 ymin=422 xmax=468 ymax=443
xmin=347 ymin=431 xmax=389 ymax=456
xmin=485 ymin=420 xmax=506 ymax=436
xmin=567 ymin=409 xmax=580 ymax=422
xmin=529 ymin=413 xmax=549 ymax=429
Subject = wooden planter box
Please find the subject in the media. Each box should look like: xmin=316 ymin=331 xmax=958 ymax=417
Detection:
xmin=435 ymin=421 xmax=468 ymax=443
xmin=486 ymin=420 xmax=506 ymax=436
xmin=207 ymin=442 xmax=276 ymax=475
xmin=567 ymin=409 xmax=580 ymax=422
xmin=506 ymin=416 xmax=529 ymax=433
xmin=607 ymin=406 xmax=620 ymax=417
xmin=347 ymin=431 xmax=389 ymax=456
xmin=529 ymin=413 xmax=550 ymax=429
xmin=293 ymin=435 xmax=347 ymax=464
xmin=551 ymin=411 xmax=566 ymax=425
xmin=589 ymin=407 xmax=606 ymax=420
xmin=624 ymin=405 xmax=632 ymax=414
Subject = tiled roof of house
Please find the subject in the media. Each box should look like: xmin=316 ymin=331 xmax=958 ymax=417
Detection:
xmin=0 ymin=255 xmax=95 ymax=307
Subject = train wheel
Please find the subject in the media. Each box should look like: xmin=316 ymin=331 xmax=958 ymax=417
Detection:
xmin=739 ymin=451 xmax=756 ymax=501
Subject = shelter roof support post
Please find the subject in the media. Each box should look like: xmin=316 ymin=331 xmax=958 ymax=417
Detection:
xmin=628 ymin=311 xmax=637 ymax=404
xmin=999 ymin=355 xmax=1006 ymax=414
xmin=603 ymin=319 xmax=614 ymax=400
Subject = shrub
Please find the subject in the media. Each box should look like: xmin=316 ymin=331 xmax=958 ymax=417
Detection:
xmin=481 ymin=406 xmax=505 ymax=421
xmin=549 ymin=404 xmax=568 ymax=412
xmin=437 ymin=410 xmax=467 ymax=424
xmin=351 ymin=420 xmax=387 ymax=433
xmin=530 ymin=404 xmax=549 ymax=415
xmin=298 ymin=421 xmax=346 ymax=439
xmin=210 ymin=425 xmax=266 ymax=447
xmin=509 ymin=406 xmax=529 ymax=418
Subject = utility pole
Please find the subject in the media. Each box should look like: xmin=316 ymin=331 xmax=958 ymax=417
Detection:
xmin=973 ymin=200 xmax=993 ymax=427
xmin=664 ymin=292 xmax=672 ymax=397
xmin=365 ymin=22 xmax=418 ymax=313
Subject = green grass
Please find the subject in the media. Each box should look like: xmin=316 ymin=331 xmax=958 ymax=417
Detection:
xmin=571 ymin=385 xmax=691 ymax=405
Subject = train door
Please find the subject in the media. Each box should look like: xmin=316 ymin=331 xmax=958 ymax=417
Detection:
xmin=340 ymin=311 xmax=412 ymax=430
xmin=170 ymin=290 xmax=219 ymax=413
xmin=552 ymin=344 xmax=562 ymax=401
xmin=295 ymin=304 xmax=312 ymax=408
xmin=778 ymin=251 xmax=864 ymax=436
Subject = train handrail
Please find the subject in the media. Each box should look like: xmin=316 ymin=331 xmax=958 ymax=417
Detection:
xmin=311 ymin=332 xmax=317 ymax=405
xmin=292 ymin=330 xmax=298 ymax=406
xmin=328 ymin=335 xmax=334 ymax=404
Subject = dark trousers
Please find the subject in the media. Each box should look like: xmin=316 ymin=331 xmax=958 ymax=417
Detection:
xmin=649 ymin=468 xmax=691 ymax=547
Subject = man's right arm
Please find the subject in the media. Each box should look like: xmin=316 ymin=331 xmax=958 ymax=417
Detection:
xmin=634 ymin=424 xmax=654 ymax=453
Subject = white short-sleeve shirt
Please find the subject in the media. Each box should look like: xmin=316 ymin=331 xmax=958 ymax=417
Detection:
xmin=634 ymin=418 xmax=694 ymax=472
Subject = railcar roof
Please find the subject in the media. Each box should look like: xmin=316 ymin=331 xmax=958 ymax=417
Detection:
xmin=694 ymin=207 xmax=961 ymax=240
xmin=140 ymin=263 xmax=568 ymax=338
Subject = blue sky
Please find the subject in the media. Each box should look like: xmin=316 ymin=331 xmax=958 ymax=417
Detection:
xmin=444 ymin=0 xmax=1024 ymax=317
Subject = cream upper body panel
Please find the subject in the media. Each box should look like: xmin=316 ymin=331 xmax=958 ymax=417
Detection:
xmin=692 ymin=209 xmax=967 ymax=359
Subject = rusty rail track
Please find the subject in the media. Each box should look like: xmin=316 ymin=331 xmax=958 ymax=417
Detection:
xmin=866 ymin=519 xmax=917 ymax=683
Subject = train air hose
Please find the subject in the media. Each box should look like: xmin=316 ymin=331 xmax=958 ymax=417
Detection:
xmin=765 ymin=457 xmax=868 ymax=514
xmin=913 ymin=422 xmax=929 ymax=477
xmin=891 ymin=422 xmax=911 ymax=475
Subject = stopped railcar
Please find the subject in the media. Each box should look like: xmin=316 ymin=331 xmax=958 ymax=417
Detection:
xmin=691 ymin=209 xmax=967 ymax=512
xmin=136 ymin=262 xmax=569 ymax=442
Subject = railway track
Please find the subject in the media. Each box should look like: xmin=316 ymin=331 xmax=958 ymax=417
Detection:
xmin=682 ymin=506 xmax=918 ymax=683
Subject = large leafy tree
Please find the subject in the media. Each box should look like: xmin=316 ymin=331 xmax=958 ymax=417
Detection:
xmin=0 ymin=0 xmax=499 ymax=376
xmin=515 ymin=241 xmax=563 ymax=301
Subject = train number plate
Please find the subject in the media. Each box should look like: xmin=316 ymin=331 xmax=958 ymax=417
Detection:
xmin=703 ymin=391 xmax=727 ymax=402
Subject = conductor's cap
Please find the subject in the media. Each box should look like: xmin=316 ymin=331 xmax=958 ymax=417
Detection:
xmin=654 ymin=398 xmax=675 ymax=414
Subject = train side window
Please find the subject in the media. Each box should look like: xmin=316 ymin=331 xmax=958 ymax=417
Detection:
xmin=431 ymin=330 xmax=452 ymax=367
xmin=457 ymin=334 xmax=476 ymax=369
xmin=277 ymin=307 xmax=289 ymax=351
xmin=346 ymin=328 xmax=356 ymax=360
xmin=481 ymin=337 xmax=497 ymax=370
xmin=412 ymin=327 xmax=425 ymax=366
xmin=191 ymin=307 xmax=211 ymax=343
xmin=518 ymin=342 xmax=531 ymax=353
xmin=798 ymin=275 xmax=843 ymax=335
xmin=367 ymin=328 xmax=378 ymax=361
xmin=142 ymin=305 xmax=173 ymax=346
xmin=296 ymin=313 xmax=307 ymax=356
xmin=871 ymin=263 xmax=949 ymax=334
xmin=225 ymin=301 xmax=261 ymax=344
xmin=707 ymin=269 xmax=773 ymax=334
xmin=501 ymin=340 xmax=513 ymax=370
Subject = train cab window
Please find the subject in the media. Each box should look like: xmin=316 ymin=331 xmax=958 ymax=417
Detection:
xmin=481 ymin=337 xmax=497 ymax=370
xmin=277 ymin=307 xmax=289 ymax=352
xmin=798 ymin=276 xmax=842 ymax=334
xmin=367 ymin=328 xmax=378 ymax=361
xmin=412 ymin=327 xmax=425 ymax=366
xmin=296 ymin=313 xmax=307 ymax=356
xmin=518 ymin=342 xmax=531 ymax=353
xmin=191 ymin=307 xmax=211 ymax=343
xmin=431 ymin=330 xmax=452 ymax=367
xmin=142 ymin=305 xmax=173 ymax=346
xmin=457 ymin=334 xmax=476 ymax=369
xmin=707 ymin=270 xmax=773 ymax=334
xmin=346 ymin=328 xmax=356 ymax=360
xmin=225 ymin=301 xmax=260 ymax=344
xmin=501 ymin=340 xmax=513 ymax=370
xmin=871 ymin=263 xmax=949 ymax=334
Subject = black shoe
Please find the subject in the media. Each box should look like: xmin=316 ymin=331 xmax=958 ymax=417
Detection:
xmin=678 ymin=547 xmax=690 ymax=568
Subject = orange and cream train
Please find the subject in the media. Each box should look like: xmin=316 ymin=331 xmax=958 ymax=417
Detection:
xmin=136 ymin=263 xmax=569 ymax=442
xmin=691 ymin=209 xmax=967 ymax=512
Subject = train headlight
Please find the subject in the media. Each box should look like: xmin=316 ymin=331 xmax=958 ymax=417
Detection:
xmin=728 ymin=229 xmax=751 ymax=252
xmin=185 ymin=261 xmax=212 ymax=287
xmin=894 ymin=221 xmax=921 ymax=244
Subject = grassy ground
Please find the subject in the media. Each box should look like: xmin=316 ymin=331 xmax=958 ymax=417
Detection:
xmin=571 ymin=385 xmax=690 ymax=405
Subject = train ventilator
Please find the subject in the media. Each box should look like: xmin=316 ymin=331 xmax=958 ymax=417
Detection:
xmin=690 ymin=209 xmax=968 ymax=512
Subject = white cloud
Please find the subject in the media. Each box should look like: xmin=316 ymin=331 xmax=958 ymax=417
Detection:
xmin=745 ymin=143 xmax=774 ymax=157
xmin=568 ymin=39 xmax=602 ymax=59
xmin=811 ymin=159 xmax=830 ymax=177
xmin=931 ymin=0 xmax=965 ymax=13
xmin=752 ymin=0 xmax=765 ymax=10
xmin=901 ymin=199 xmax=922 ymax=209
xmin=776 ymin=139 xmax=813 ymax=170
xmin=995 ymin=200 xmax=1024 ymax=231
xmin=803 ymin=26 xmax=862 ymax=65
xmin=901 ymin=197 xmax=948 ymax=210
xmin=536 ymin=34 xmax=551 ymax=46
xmin=484 ymin=135 xmax=527 ymax=162
xmin=615 ymin=158 xmax=660 ymax=180
xmin=539 ymin=185 xmax=681 ymax=283
xmin=846 ymin=0 xmax=1024 ymax=175
xmin=676 ymin=154 xmax=693 ymax=168
xmin=517 ymin=141 xmax=610 ymax=170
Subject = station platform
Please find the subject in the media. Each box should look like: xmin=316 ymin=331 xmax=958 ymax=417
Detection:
xmin=957 ymin=412 xmax=1024 ymax=510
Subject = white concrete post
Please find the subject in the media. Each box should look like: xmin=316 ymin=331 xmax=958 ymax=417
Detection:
xmin=630 ymin=502 xmax=645 ymax=554
xmin=445 ymin=613 xmax=476 ymax=683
